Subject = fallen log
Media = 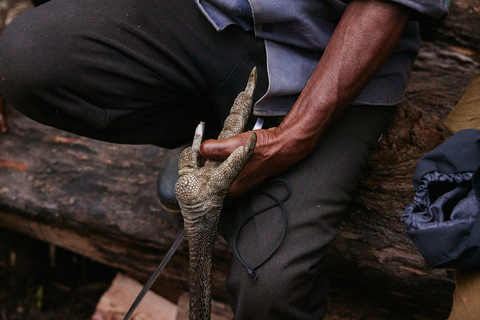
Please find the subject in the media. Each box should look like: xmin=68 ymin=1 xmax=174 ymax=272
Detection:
xmin=0 ymin=0 xmax=479 ymax=318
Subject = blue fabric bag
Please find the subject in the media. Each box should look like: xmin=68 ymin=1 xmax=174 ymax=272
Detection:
xmin=402 ymin=129 xmax=480 ymax=268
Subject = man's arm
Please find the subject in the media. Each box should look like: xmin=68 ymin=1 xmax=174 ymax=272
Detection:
xmin=200 ymin=0 xmax=412 ymax=201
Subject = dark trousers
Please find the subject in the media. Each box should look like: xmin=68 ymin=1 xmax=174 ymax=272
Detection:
xmin=0 ymin=0 xmax=394 ymax=318
xmin=0 ymin=0 xmax=268 ymax=147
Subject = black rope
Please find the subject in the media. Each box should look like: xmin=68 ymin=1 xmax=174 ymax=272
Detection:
xmin=232 ymin=179 xmax=290 ymax=283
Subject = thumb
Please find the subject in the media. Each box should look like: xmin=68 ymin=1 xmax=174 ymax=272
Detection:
xmin=199 ymin=132 xmax=251 ymax=160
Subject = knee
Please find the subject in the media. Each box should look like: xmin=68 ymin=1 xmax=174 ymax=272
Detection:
xmin=0 ymin=7 xmax=71 ymax=113
xmin=0 ymin=13 xmax=43 ymax=100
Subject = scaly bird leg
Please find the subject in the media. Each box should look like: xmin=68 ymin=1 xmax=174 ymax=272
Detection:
xmin=175 ymin=68 xmax=257 ymax=320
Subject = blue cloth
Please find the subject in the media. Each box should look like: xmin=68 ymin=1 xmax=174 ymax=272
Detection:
xmin=195 ymin=0 xmax=448 ymax=116
xmin=402 ymin=129 xmax=480 ymax=269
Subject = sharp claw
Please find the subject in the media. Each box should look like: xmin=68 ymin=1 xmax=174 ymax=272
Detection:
xmin=245 ymin=67 xmax=257 ymax=98
xmin=177 ymin=122 xmax=205 ymax=175
xmin=245 ymin=131 xmax=257 ymax=154
xmin=218 ymin=67 xmax=257 ymax=141
xmin=192 ymin=122 xmax=205 ymax=153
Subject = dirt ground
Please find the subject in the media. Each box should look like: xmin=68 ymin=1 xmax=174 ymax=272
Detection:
xmin=0 ymin=228 xmax=118 ymax=320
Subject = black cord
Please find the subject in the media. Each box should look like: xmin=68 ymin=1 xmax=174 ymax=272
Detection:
xmin=232 ymin=179 xmax=290 ymax=283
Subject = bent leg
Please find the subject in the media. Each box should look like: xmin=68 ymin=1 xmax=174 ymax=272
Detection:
xmin=0 ymin=0 xmax=267 ymax=146
xmin=218 ymin=105 xmax=394 ymax=320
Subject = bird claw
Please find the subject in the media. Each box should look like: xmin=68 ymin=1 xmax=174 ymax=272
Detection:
xmin=177 ymin=122 xmax=205 ymax=177
xmin=175 ymin=68 xmax=258 ymax=214
xmin=175 ymin=68 xmax=258 ymax=320
xmin=217 ymin=67 xmax=257 ymax=141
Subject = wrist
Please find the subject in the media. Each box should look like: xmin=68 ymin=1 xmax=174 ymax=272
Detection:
xmin=273 ymin=123 xmax=319 ymax=160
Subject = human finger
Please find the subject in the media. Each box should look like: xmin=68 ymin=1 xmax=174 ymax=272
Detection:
xmin=200 ymin=131 xmax=252 ymax=161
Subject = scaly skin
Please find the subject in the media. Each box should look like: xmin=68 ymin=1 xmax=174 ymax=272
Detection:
xmin=175 ymin=69 xmax=257 ymax=320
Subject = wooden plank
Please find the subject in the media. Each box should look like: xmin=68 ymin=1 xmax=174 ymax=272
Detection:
xmin=91 ymin=273 xmax=178 ymax=320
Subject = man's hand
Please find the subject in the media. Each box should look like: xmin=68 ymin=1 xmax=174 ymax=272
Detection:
xmin=201 ymin=0 xmax=412 ymax=202
xmin=0 ymin=95 xmax=8 ymax=133
xmin=200 ymin=126 xmax=311 ymax=201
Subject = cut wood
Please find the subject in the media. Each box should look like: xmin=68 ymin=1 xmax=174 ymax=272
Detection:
xmin=91 ymin=273 xmax=178 ymax=320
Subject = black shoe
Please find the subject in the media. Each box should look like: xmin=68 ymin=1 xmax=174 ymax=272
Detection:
xmin=157 ymin=146 xmax=185 ymax=218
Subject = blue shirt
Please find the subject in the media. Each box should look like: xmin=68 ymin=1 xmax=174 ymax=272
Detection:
xmin=195 ymin=0 xmax=448 ymax=116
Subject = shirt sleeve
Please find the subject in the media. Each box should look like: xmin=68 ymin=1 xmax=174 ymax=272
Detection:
xmin=389 ymin=0 xmax=448 ymax=20
xmin=333 ymin=0 xmax=448 ymax=20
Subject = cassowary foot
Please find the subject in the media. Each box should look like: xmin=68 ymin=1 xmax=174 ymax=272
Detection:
xmin=175 ymin=68 xmax=258 ymax=320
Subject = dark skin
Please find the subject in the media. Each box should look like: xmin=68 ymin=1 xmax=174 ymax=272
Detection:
xmin=200 ymin=0 xmax=412 ymax=203
xmin=0 ymin=95 xmax=7 ymax=133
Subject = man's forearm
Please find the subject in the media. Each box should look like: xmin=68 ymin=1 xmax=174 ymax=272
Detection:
xmin=200 ymin=0 xmax=412 ymax=199
xmin=278 ymin=0 xmax=411 ymax=155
